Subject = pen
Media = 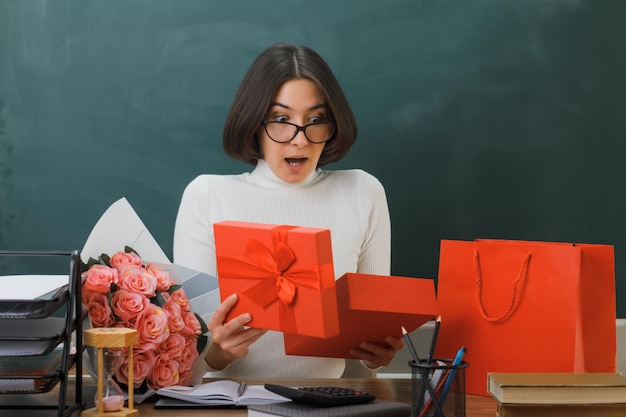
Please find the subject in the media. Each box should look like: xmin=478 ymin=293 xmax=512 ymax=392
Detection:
xmin=426 ymin=315 xmax=441 ymax=365
xmin=451 ymin=346 xmax=466 ymax=368
xmin=237 ymin=381 xmax=247 ymax=397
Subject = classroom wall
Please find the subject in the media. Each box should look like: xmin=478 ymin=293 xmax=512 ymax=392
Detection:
xmin=1 ymin=1 xmax=626 ymax=315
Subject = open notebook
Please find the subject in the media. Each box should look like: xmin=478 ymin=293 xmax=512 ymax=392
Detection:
xmin=156 ymin=380 xmax=289 ymax=407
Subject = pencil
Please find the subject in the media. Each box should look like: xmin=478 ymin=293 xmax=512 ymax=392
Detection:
xmin=403 ymin=325 xmax=445 ymax=417
xmin=401 ymin=325 xmax=420 ymax=364
xmin=426 ymin=315 xmax=441 ymax=365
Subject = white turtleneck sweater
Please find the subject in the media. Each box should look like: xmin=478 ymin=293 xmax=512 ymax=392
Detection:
xmin=173 ymin=159 xmax=391 ymax=378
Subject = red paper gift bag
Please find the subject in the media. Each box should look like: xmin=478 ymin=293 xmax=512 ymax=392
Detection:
xmin=284 ymin=273 xmax=437 ymax=358
xmin=435 ymin=239 xmax=617 ymax=396
xmin=214 ymin=221 xmax=339 ymax=338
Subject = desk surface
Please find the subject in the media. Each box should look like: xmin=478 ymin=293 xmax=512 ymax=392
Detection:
xmin=0 ymin=377 xmax=497 ymax=417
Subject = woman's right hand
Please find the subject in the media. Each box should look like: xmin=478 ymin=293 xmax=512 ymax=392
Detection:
xmin=204 ymin=293 xmax=267 ymax=370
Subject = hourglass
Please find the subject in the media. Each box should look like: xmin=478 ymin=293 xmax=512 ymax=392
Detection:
xmin=83 ymin=328 xmax=139 ymax=417
xmin=99 ymin=349 xmax=125 ymax=411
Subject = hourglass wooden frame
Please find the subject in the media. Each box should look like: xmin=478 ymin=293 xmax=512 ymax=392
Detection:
xmin=83 ymin=328 xmax=139 ymax=417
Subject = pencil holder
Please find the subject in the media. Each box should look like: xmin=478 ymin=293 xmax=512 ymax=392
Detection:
xmin=409 ymin=359 xmax=468 ymax=417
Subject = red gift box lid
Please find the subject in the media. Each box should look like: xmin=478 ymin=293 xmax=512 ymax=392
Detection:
xmin=284 ymin=272 xmax=438 ymax=359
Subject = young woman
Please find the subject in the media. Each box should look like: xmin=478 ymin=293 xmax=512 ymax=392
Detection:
xmin=173 ymin=43 xmax=402 ymax=378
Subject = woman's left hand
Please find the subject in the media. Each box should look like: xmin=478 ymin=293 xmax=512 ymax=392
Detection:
xmin=350 ymin=335 xmax=404 ymax=369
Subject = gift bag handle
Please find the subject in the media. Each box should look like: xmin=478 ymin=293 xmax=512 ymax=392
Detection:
xmin=473 ymin=249 xmax=531 ymax=322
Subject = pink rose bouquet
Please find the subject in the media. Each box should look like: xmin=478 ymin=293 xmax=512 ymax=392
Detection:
xmin=82 ymin=246 xmax=208 ymax=390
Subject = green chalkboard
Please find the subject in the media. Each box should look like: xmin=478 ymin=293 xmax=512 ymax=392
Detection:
xmin=1 ymin=1 xmax=626 ymax=315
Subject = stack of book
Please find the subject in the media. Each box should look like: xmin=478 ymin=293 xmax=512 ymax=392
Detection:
xmin=487 ymin=372 xmax=626 ymax=417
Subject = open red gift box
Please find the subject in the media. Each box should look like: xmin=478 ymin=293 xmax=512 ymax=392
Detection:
xmin=284 ymin=272 xmax=437 ymax=358
xmin=214 ymin=221 xmax=340 ymax=338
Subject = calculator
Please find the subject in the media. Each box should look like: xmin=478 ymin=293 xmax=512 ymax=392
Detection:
xmin=264 ymin=384 xmax=376 ymax=407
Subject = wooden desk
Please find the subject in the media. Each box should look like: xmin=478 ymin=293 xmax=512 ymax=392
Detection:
xmin=0 ymin=377 xmax=497 ymax=416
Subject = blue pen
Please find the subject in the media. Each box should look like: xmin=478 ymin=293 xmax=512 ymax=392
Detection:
xmin=439 ymin=346 xmax=466 ymax=406
xmin=452 ymin=346 xmax=466 ymax=366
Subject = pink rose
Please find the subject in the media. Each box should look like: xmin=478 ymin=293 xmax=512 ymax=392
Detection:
xmin=163 ymin=298 xmax=185 ymax=333
xmin=109 ymin=251 xmax=142 ymax=271
xmin=179 ymin=336 xmax=200 ymax=370
xmin=83 ymin=265 xmax=118 ymax=294
xmin=145 ymin=263 xmax=173 ymax=292
xmin=114 ymin=318 xmax=133 ymax=329
xmin=81 ymin=248 xmax=207 ymax=390
xmin=158 ymin=332 xmax=186 ymax=360
xmin=148 ymin=353 xmax=180 ymax=389
xmin=83 ymin=292 xmax=114 ymax=328
xmin=117 ymin=266 xmax=157 ymax=297
xmin=179 ymin=310 xmax=202 ymax=337
xmin=110 ymin=289 xmax=150 ymax=322
xmin=115 ymin=348 xmax=156 ymax=387
xmin=135 ymin=304 xmax=170 ymax=351
xmin=178 ymin=369 xmax=193 ymax=387
xmin=169 ymin=287 xmax=191 ymax=311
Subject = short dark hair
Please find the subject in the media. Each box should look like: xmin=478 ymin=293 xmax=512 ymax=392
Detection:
xmin=223 ymin=43 xmax=357 ymax=166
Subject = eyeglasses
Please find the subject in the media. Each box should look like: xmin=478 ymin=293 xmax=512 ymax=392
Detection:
xmin=261 ymin=121 xmax=335 ymax=144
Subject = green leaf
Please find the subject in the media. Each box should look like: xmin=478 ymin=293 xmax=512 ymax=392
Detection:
xmin=100 ymin=253 xmax=111 ymax=267
xmin=152 ymin=292 xmax=166 ymax=307
xmin=82 ymin=257 xmax=101 ymax=271
xmin=196 ymin=334 xmax=208 ymax=356
xmin=124 ymin=246 xmax=140 ymax=257
xmin=168 ymin=284 xmax=182 ymax=294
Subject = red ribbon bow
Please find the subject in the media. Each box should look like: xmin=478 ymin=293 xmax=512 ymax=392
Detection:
xmin=217 ymin=227 xmax=323 ymax=332
xmin=242 ymin=238 xmax=299 ymax=307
